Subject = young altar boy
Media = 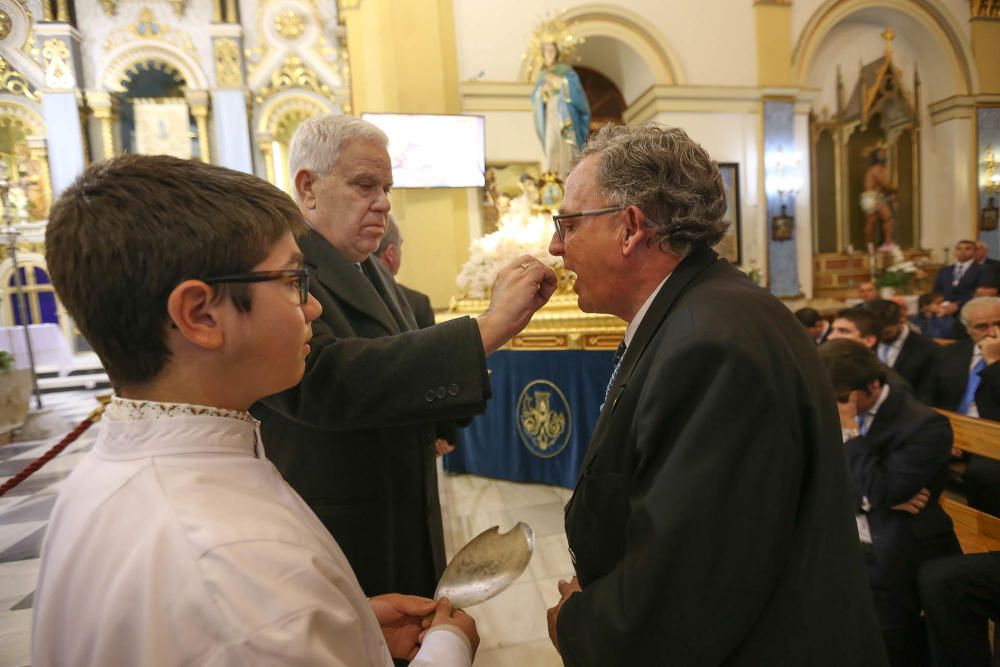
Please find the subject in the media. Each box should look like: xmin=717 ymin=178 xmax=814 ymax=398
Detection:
xmin=32 ymin=154 xmax=477 ymax=666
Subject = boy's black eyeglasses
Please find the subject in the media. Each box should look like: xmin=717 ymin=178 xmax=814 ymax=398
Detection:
xmin=203 ymin=269 xmax=310 ymax=305
xmin=551 ymin=206 xmax=626 ymax=242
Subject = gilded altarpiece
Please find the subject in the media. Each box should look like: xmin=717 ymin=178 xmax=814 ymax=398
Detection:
xmin=810 ymin=29 xmax=921 ymax=253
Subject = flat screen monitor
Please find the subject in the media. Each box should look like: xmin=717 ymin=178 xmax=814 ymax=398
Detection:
xmin=361 ymin=112 xmax=485 ymax=188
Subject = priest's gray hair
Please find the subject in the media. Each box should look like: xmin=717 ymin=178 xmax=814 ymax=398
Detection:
xmin=288 ymin=113 xmax=388 ymax=197
xmin=579 ymin=123 xmax=729 ymax=257
xmin=960 ymin=296 xmax=1000 ymax=327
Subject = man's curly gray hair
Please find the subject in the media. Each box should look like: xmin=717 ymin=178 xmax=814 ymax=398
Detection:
xmin=578 ymin=123 xmax=729 ymax=256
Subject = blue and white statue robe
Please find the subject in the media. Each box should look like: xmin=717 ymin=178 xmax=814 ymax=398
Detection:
xmin=531 ymin=63 xmax=591 ymax=178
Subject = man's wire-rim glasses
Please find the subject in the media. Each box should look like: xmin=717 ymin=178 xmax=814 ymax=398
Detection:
xmin=203 ymin=269 xmax=310 ymax=305
xmin=552 ymin=206 xmax=626 ymax=242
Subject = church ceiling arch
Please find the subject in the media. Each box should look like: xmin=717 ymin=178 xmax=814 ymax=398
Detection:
xmin=518 ymin=4 xmax=683 ymax=87
xmin=793 ymin=0 xmax=978 ymax=95
xmin=99 ymin=9 xmax=208 ymax=92
xmin=255 ymin=91 xmax=331 ymax=137
xmin=0 ymin=98 xmax=43 ymax=136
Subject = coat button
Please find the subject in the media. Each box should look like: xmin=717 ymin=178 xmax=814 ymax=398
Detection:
xmin=425 ymin=389 xmax=436 ymax=402
xmin=447 ymin=383 xmax=459 ymax=396
xmin=436 ymin=386 xmax=447 ymax=399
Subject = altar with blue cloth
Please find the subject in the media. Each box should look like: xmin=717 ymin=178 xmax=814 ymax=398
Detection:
xmin=444 ymin=348 xmax=615 ymax=488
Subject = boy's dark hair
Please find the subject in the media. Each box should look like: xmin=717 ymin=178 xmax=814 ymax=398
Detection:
xmin=794 ymin=307 xmax=822 ymax=328
xmin=835 ymin=306 xmax=882 ymax=341
xmin=862 ymin=299 xmax=901 ymax=327
xmin=46 ymin=154 xmax=305 ymax=387
xmin=917 ymin=293 xmax=935 ymax=310
xmin=818 ymin=339 xmax=886 ymax=396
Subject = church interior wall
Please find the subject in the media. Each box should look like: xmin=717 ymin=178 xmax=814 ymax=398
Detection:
xmin=0 ymin=0 xmax=994 ymax=312
xmin=451 ymin=0 xmax=755 ymax=89
xmin=648 ymin=109 xmax=764 ymax=276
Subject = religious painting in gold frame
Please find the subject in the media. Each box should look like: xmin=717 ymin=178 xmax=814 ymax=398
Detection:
xmin=715 ymin=162 xmax=741 ymax=265
xmin=480 ymin=161 xmax=542 ymax=234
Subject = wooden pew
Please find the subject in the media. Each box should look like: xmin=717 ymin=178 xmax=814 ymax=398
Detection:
xmin=940 ymin=497 xmax=1000 ymax=553
xmin=935 ymin=409 xmax=1000 ymax=553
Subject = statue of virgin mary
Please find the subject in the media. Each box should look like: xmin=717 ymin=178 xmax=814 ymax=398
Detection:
xmin=530 ymin=39 xmax=590 ymax=179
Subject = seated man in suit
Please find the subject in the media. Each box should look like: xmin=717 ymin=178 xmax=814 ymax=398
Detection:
xmin=921 ymin=296 xmax=1000 ymax=517
xmin=859 ymin=281 xmax=879 ymax=303
xmin=933 ymin=240 xmax=985 ymax=307
xmin=865 ymin=299 xmax=936 ymax=391
xmin=794 ymin=307 xmax=830 ymax=345
xmin=375 ymin=214 xmax=457 ymax=458
xmin=910 ymin=292 xmax=960 ymax=339
xmin=920 ymin=550 xmax=1000 ymax=667
xmin=974 ymin=240 xmax=1000 ymax=284
xmin=820 ymin=339 xmax=960 ymax=666
xmin=828 ymin=306 xmax=913 ymax=393
xmin=545 ymin=122 xmax=885 ymax=665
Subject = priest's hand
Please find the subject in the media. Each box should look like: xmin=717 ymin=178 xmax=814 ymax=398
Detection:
xmin=434 ymin=438 xmax=456 ymax=457
xmin=370 ymin=593 xmax=436 ymax=660
xmin=477 ymin=255 xmax=557 ymax=355
xmin=547 ymin=576 xmax=582 ymax=654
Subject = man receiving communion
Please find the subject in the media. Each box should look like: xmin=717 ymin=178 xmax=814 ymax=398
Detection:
xmin=545 ymin=122 xmax=887 ymax=665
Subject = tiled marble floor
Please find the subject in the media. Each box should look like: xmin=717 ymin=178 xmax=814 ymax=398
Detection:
xmin=0 ymin=390 xmax=573 ymax=666
xmin=438 ymin=468 xmax=573 ymax=666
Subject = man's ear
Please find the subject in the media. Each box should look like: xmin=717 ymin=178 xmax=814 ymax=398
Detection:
xmin=166 ymin=280 xmax=225 ymax=351
xmin=385 ymin=243 xmax=401 ymax=274
xmin=621 ymin=206 xmax=650 ymax=257
xmin=294 ymin=169 xmax=318 ymax=212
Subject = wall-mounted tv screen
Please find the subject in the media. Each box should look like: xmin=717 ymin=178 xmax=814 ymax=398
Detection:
xmin=361 ymin=112 xmax=485 ymax=189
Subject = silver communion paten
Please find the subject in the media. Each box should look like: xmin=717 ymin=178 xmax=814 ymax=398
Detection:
xmin=434 ymin=522 xmax=535 ymax=609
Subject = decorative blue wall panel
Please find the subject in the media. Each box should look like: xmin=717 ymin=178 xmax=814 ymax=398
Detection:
xmin=764 ymin=100 xmax=799 ymax=297
xmin=978 ymin=108 xmax=1000 ymax=259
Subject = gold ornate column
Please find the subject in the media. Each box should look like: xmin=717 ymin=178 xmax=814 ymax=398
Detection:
xmin=26 ymin=137 xmax=53 ymax=219
xmin=56 ymin=0 xmax=70 ymax=23
xmin=185 ymin=90 xmax=211 ymax=164
xmin=258 ymin=133 xmax=275 ymax=183
xmin=86 ymin=91 xmax=119 ymax=161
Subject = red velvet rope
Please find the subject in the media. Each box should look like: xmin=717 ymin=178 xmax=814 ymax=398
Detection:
xmin=0 ymin=403 xmax=106 ymax=498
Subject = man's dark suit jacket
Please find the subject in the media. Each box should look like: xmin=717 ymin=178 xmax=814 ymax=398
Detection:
xmin=933 ymin=262 xmax=985 ymax=306
xmin=253 ymin=228 xmax=490 ymax=598
xmin=399 ymin=283 xmax=435 ymax=329
xmin=844 ymin=388 xmax=959 ymax=613
xmin=397 ymin=282 xmax=459 ymax=444
xmin=889 ymin=330 xmax=936 ymax=392
xmin=557 ymin=248 xmax=887 ymax=666
xmin=920 ymin=338 xmax=1000 ymax=516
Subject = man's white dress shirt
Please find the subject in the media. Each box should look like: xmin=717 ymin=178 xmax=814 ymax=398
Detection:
xmin=32 ymin=397 xmax=471 ymax=666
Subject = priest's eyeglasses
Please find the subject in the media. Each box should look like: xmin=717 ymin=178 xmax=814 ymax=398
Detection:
xmin=552 ymin=206 xmax=626 ymax=242
xmin=203 ymin=269 xmax=310 ymax=305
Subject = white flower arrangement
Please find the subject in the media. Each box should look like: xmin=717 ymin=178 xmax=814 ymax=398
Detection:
xmin=456 ymin=210 xmax=568 ymax=299
xmin=877 ymin=249 xmax=921 ymax=291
